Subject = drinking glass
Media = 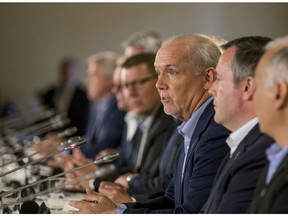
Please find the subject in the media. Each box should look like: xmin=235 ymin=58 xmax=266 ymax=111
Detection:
xmin=0 ymin=190 xmax=21 ymax=214
xmin=46 ymin=177 xmax=65 ymax=212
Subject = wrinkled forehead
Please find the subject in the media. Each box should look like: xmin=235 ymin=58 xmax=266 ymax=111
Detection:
xmin=155 ymin=43 xmax=189 ymax=67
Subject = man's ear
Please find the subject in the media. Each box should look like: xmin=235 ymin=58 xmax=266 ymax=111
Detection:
xmin=203 ymin=67 xmax=216 ymax=91
xmin=243 ymin=76 xmax=256 ymax=101
xmin=274 ymin=80 xmax=288 ymax=110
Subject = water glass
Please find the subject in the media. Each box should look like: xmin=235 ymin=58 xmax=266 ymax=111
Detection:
xmin=46 ymin=177 xmax=65 ymax=212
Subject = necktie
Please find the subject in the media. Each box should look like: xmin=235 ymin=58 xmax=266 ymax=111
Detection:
xmin=133 ymin=117 xmax=145 ymax=172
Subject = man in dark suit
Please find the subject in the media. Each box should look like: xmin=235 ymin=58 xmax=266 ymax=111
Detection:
xmin=91 ymin=53 xmax=176 ymax=195
xmin=65 ymin=53 xmax=176 ymax=194
xmin=201 ymin=36 xmax=274 ymax=213
xmin=68 ymin=34 xmax=230 ymax=213
xmin=97 ymin=120 xmax=183 ymax=204
xmin=248 ymin=36 xmax=288 ymax=213
xmin=89 ymin=56 xmax=182 ymax=203
xmin=74 ymin=51 xmax=126 ymax=159
xmin=45 ymin=52 xmax=126 ymax=170
xmin=42 ymin=57 xmax=89 ymax=136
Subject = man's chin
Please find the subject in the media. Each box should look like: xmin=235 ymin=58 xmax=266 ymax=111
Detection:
xmin=214 ymin=115 xmax=222 ymax=124
xmin=164 ymin=109 xmax=180 ymax=119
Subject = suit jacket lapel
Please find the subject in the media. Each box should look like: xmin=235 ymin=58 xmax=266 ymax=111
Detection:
xmin=178 ymin=100 xmax=215 ymax=202
xmin=202 ymin=124 xmax=262 ymax=212
xmin=176 ymin=146 xmax=185 ymax=203
xmin=139 ymin=104 xmax=171 ymax=160
xmin=216 ymin=124 xmax=262 ymax=183
xmin=182 ymin=101 xmax=215 ymax=174
xmin=232 ymin=125 xmax=261 ymax=159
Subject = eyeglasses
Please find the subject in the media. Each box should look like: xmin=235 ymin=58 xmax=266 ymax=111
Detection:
xmin=122 ymin=74 xmax=158 ymax=90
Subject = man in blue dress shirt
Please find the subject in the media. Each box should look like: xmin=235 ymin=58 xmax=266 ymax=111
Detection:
xmin=68 ymin=34 xmax=230 ymax=214
xmin=248 ymin=36 xmax=288 ymax=213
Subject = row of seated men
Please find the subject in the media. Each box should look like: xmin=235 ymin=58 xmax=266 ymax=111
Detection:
xmin=33 ymin=31 xmax=288 ymax=213
xmin=36 ymin=31 xmax=182 ymax=203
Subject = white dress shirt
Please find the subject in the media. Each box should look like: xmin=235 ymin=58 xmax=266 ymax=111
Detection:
xmin=226 ymin=118 xmax=258 ymax=157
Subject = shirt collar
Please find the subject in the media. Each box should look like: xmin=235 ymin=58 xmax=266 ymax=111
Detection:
xmin=266 ymin=142 xmax=288 ymax=165
xmin=265 ymin=142 xmax=288 ymax=184
xmin=124 ymin=111 xmax=139 ymax=123
xmin=178 ymin=97 xmax=213 ymax=140
xmin=226 ymin=117 xmax=258 ymax=156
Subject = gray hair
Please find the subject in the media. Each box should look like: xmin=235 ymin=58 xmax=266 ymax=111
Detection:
xmin=162 ymin=34 xmax=221 ymax=75
xmin=87 ymin=51 xmax=119 ymax=77
xmin=121 ymin=31 xmax=163 ymax=54
xmin=265 ymin=35 xmax=288 ymax=87
xmin=195 ymin=33 xmax=227 ymax=54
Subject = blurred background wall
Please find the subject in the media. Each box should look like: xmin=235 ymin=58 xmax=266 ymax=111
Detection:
xmin=0 ymin=3 xmax=288 ymax=110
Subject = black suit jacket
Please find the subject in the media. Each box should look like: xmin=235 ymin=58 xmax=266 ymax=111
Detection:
xmin=133 ymin=104 xmax=175 ymax=175
xmin=248 ymin=149 xmax=288 ymax=213
xmin=42 ymin=84 xmax=89 ymax=136
xmin=123 ymin=100 xmax=230 ymax=213
xmin=93 ymin=104 xmax=175 ymax=189
xmin=201 ymin=124 xmax=274 ymax=213
xmin=127 ymin=123 xmax=183 ymax=197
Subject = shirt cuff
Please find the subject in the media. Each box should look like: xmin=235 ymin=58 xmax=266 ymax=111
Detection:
xmin=115 ymin=203 xmax=128 ymax=214
xmin=89 ymin=179 xmax=95 ymax=190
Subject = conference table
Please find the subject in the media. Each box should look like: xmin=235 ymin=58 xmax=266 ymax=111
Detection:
xmin=0 ymin=163 xmax=85 ymax=214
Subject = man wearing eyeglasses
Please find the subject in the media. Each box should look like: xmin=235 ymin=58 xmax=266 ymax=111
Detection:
xmin=69 ymin=35 xmax=230 ymax=214
xmin=113 ymin=53 xmax=177 ymax=187
xmin=86 ymin=53 xmax=176 ymax=196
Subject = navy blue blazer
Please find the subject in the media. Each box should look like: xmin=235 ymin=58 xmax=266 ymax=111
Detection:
xmin=81 ymin=94 xmax=126 ymax=159
xmin=248 ymin=148 xmax=288 ymax=213
xmin=201 ymin=124 xmax=274 ymax=213
xmin=124 ymin=100 xmax=230 ymax=213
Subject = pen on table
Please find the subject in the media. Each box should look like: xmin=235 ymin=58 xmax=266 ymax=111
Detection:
xmin=82 ymin=199 xmax=99 ymax=204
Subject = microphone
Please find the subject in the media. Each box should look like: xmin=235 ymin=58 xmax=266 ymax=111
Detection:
xmin=0 ymin=126 xmax=78 ymax=168
xmin=0 ymin=107 xmax=55 ymax=131
xmin=0 ymin=153 xmax=120 ymax=199
xmin=0 ymin=136 xmax=86 ymax=178
xmin=0 ymin=115 xmax=70 ymax=157
xmin=8 ymin=127 xmax=78 ymax=157
xmin=64 ymin=163 xmax=117 ymax=188
xmin=4 ymin=153 xmax=119 ymax=214
xmin=2 ymin=114 xmax=69 ymax=141
xmin=99 ymin=153 xmax=120 ymax=163
xmin=9 ymin=115 xmax=70 ymax=141
xmin=2 ymin=112 xmax=59 ymax=137
xmin=0 ymin=127 xmax=78 ymax=169
xmin=56 ymin=126 xmax=78 ymax=138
